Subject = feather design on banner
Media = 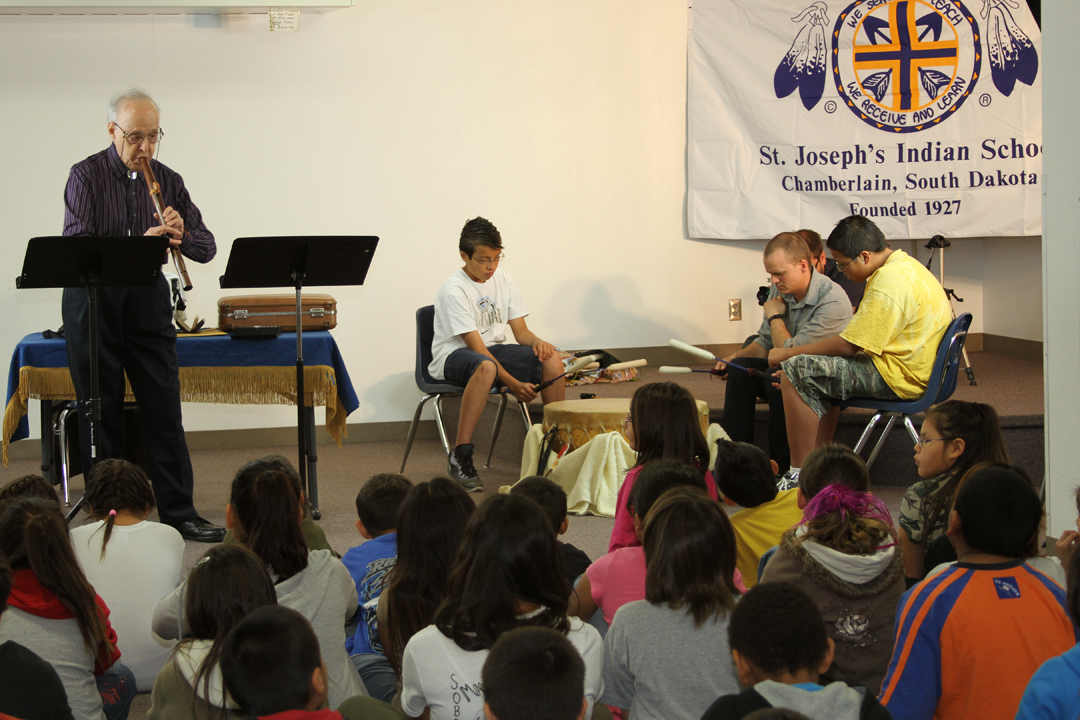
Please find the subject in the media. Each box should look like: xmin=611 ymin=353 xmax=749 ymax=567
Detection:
xmin=981 ymin=0 xmax=1039 ymax=96
xmin=774 ymin=2 xmax=830 ymax=110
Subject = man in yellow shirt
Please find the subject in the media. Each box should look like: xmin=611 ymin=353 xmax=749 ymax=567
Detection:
xmin=768 ymin=216 xmax=952 ymax=488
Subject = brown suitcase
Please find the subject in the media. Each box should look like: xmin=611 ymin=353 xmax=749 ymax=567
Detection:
xmin=217 ymin=294 xmax=338 ymax=332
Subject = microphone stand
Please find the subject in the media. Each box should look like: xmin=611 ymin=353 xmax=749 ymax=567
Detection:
xmin=925 ymin=235 xmax=976 ymax=385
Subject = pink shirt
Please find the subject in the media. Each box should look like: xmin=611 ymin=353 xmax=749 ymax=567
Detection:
xmin=587 ymin=546 xmax=746 ymax=626
xmin=608 ymin=466 xmax=720 ymax=553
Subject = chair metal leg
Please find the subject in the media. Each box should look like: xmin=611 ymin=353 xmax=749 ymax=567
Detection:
xmin=902 ymin=415 xmax=920 ymax=446
xmin=852 ymin=411 xmax=884 ymax=455
xmin=432 ymin=394 xmax=454 ymax=459
xmin=57 ymin=407 xmax=75 ymax=506
xmin=865 ymin=415 xmax=898 ymax=469
xmin=518 ymin=400 xmax=532 ymax=434
xmin=400 ymin=395 xmax=436 ymax=473
xmin=486 ymin=394 xmax=509 ymax=469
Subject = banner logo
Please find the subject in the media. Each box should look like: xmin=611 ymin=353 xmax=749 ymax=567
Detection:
xmin=832 ymin=0 xmax=981 ymax=134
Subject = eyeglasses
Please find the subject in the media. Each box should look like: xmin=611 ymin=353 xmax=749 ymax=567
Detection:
xmin=471 ymin=253 xmax=505 ymax=268
xmin=915 ymin=437 xmax=945 ymax=448
xmin=835 ymin=255 xmax=858 ymax=272
xmin=623 ymin=413 xmax=633 ymax=428
xmin=115 ymin=124 xmax=164 ymax=146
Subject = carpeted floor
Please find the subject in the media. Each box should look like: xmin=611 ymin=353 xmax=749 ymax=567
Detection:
xmin=0 ymin=350 xmax=1040 ymax=714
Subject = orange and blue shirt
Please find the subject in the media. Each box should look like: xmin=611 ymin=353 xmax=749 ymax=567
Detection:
xmin=879 ymin=559 xmax=1077 ymax=720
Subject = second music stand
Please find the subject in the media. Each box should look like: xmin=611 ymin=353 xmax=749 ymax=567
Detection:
xmin=220 ymin=235 xmax=378 ymax=519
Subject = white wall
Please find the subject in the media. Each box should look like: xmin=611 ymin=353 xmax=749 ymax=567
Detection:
xmin=0 ymin=1 xmax=1038 ymax=440
xmin=1042 ymin=3 xmax=1080 ymax=538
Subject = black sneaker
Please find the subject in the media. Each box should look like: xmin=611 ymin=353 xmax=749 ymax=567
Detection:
xmin=448 ymin=443 xmax=482 ymax=492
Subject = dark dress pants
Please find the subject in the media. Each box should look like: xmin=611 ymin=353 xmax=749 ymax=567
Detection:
xmin=61 ymin=276 xmax=197 ymax=526
xmin=720 ymin=356 xmax=790 ymax=472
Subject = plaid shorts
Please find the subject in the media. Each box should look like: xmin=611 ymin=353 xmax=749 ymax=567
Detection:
xmin=780 ymin=352 xmax=898 ymax=418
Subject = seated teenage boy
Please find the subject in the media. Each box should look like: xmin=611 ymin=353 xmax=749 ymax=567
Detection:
xmin=703 ymin=582 xmax=891 ymax=720
xmin=482 ymin=626 xmax=588 ymax=720
xmin=879 ymin=465 xmax=1078 ymax=720
xmin=343 ymin=472 xmax=412 ymax=702
xmin=769 ymin=215 xmax=952 ymax=487
xmin=430 ymin=217 xmax=565 ymax=491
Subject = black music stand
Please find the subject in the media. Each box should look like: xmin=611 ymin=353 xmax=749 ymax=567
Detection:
xmin=16 ymin=236 xmax=168 ymax=520
xmin=220 ymin=236 xmax=378 ymax=519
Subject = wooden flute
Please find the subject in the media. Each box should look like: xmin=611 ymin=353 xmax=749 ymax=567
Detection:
xmin=137 ymin=157 xmax=193 ymax=291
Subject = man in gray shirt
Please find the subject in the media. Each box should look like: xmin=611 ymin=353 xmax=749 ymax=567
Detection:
xmin=716 ymin=232 xmax=852 ymax=474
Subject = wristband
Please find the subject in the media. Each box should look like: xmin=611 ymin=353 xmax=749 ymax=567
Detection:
xmin=768 ymin=314 xmax=785 ymax=324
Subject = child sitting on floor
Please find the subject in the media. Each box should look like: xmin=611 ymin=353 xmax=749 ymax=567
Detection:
xmin=702 ymin=582 xmax=891 ymax=720
xmin=610 ymin=382 xmax=720 ymax=552
xmin=482 ymin=627 xmax=588 ymax=720
xmin=512 ymin=476 xmax=592 ymax=589
xmin=343 ymin=473 xmax=412 ymax=702
xmin=758 ymin=446 xmax=904 ymax=694
xmin=714 ymin=440 xmax=802 ymax=588
xmin=72 ymin=459 xmax=186 ymax=691
xmin=571 ymin=460 xmax=745 ymax=631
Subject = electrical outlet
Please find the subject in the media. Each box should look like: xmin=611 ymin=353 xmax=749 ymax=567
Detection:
xmin=729 ymin=299 xmax=742 ymax=321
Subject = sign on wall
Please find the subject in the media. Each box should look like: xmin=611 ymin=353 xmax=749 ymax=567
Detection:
xmin=687 ymin=0 xmax=1042 ymax=240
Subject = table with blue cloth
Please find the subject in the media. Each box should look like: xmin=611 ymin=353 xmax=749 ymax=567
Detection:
xmin=3 ymin=330 xmax=358 ymax=511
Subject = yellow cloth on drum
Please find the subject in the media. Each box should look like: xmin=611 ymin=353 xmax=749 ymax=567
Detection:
xmin=511 ymin=422 xmax=732 ymax=518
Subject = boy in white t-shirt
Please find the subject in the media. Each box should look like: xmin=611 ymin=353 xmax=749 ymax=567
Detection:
xmin=430 ymin=217 xmax=565 ymax=490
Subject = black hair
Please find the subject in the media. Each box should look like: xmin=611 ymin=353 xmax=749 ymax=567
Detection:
xmin=435 ymin=494 xmax=570 ymax=652
xmin=355 ymin=473 xmax=413 ymax=536
xmin=0 ymin=475 xmax=59 ymax=512
xmin=0 ymin=556 xmax=10 ymax=614
xmin=1068 ymin=545 xmax=1080 ymax=627
xmin=254 ymin=454 xmax=315 ymax=519
xmin=826 ymin=215 xmax=888 ymax=258
xmin=644 ymin=487 xmax=739 ymax=626
xmin=796 ymin=229 xmax=823 ymax=257
xmin=383 ymin=478 xmax=476 ymax=675
xmin=83 ymin=459 xmax=157 ymax=560
xmin=952 ymin=464 xmax=1042 ymax=558
xmin=714 ymin=440 xmax=777 ymax=508
xmin=920 ymin=401 xmax=1010 ymax=542
xmin=220 ymin=605 xmax=323 ymax=716
xmin=230 ymin=458 xmax=308 ymax=581
xmin=0 ymin=498 xmax=111 ymax=660
xmin=182 ymin=544 xmax=277 ymax=718
xmin=459 ymin=216 xmax=503 ymax=257
xmin=482 ymin=626 xmax=585 ymax=720
xmin=799 ymin=444 xmax=869 ymax=501
xmin=744 ymin=711 xmax=813 ymax=720
xmin=628 ymin=382 xmax=710 ymax=473
xmin=728 ymin=582 xmax=829 ymax=676
xmin=512 ymin=475 xmax=569 ymax=533
xmin=627 ymin=460 xmax=708 ymax=519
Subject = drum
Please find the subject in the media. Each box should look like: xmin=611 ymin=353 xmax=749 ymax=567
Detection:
xmin=542 ymin=398 xmax=710 ymax=453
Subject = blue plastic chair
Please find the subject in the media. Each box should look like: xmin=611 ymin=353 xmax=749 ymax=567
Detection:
xmin=400 ymin=306 xmax=532 ymax=473
xmin=835 ymin=312 xmax=972 ymax=468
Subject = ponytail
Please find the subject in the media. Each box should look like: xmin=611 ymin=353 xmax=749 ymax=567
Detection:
xmin=83 ymin=459 xmax=157 ymax=560
xmin=797 ymin=484 xmax=896 ymax=555
xmin=0 ymin=498 xmax=111 ymax=656
xmin=230 ymin=460 xmax=308 ymax=581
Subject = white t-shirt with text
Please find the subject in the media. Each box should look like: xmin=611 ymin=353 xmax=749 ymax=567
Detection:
xmin=429 ymin=267 xmax=528 ymax=380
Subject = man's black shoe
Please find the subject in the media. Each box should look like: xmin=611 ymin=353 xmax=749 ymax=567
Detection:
xmin=176 ymin=517 xmax=226 ymax=543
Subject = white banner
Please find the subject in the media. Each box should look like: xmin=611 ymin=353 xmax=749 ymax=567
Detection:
xmin=687 ymin=0 xmax=1042 ymax=240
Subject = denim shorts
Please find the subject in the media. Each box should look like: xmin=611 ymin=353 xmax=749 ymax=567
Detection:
xmin=443 ymin=344 xmax=543 ymax=388
xmin=780 ymin=352 xmax=898 ymax=418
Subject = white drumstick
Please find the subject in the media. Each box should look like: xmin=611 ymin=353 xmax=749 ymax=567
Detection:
xmin=565 ymin=354 xmax=603 ymax=375
xmin=668 ymin=339 xmax=719 ymax=362
xmin=659 ymin=366 xmax=693 ymax=373
xmin=606 ymin=358 xmax=647 ymax=371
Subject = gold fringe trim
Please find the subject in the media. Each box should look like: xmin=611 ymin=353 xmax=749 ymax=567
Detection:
xmin=4 ymin=364 xmax=347 ymax=466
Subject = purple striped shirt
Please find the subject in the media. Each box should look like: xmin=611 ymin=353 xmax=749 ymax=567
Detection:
xmin=63 ymin=144 xmax=216 ymax=263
